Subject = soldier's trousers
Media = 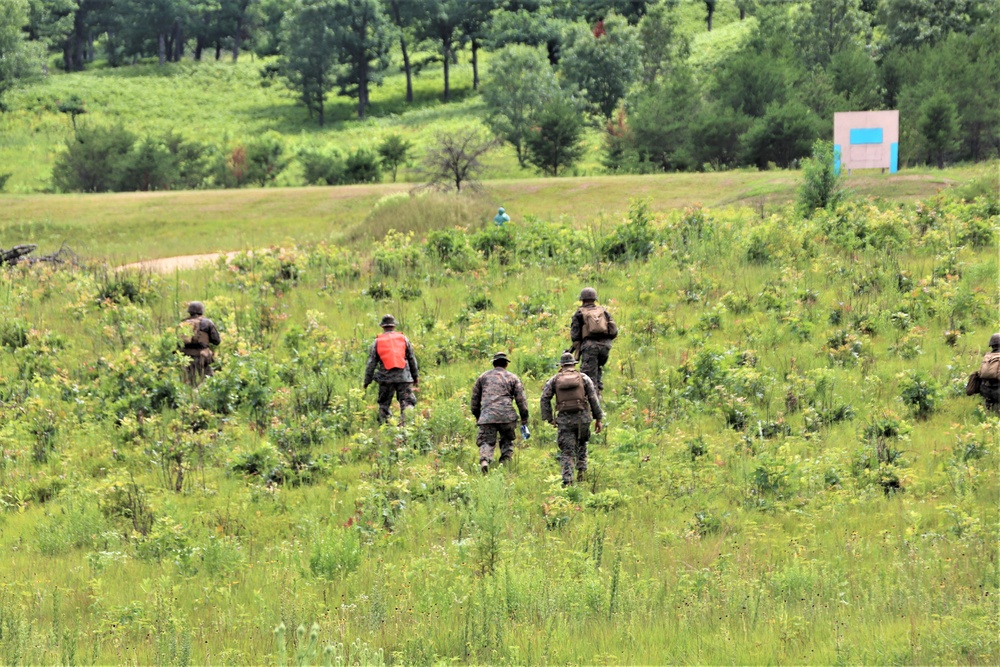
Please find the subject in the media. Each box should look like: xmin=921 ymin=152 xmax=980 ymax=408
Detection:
xmin=377 ymin=382 xmax=416 ymax=424
xmin=183 ymin=351 xmax=214 ymax=386
xmin=557 ymin=421 xmax=590 ymax=485
xmin=477 ymin=422 xmax=517 ymax=464
xmin=580 ymin=340 xmax=611 ymax=393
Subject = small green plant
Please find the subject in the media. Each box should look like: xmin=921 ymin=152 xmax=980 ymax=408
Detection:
xmin=797 ymin=140 xmax=846 ymax=217
xmin=899 ymin=370 xmax=941 ymax=419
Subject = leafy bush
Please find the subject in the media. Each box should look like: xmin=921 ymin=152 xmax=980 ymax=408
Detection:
xmin=345 ymin=148 xmax=382 ymax=184
xmin=600 ymin=199 xmax=657 ymax=261
xmin=309 ymin=527 xmax=362 ymax=579
xmin=299 ymin=147 xmax=346 ymax=185
xmin=899 ymin=370 xmax=942 ymax=419
xmin=797 ymin=140 xmax=846 ymax=217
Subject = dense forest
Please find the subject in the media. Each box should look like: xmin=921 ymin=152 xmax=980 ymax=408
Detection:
xmin=0 ymin=0 xmax=997 ymax=191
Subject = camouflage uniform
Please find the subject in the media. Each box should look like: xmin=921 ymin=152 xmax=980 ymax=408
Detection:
xmin=470 ymin=362 xmax=529 ymax=469
xmin=978 ymin=335 xmax=1000 ymax=413
xmin=363 ymin=322 xmax=419 ymax=425
xmin=179 ymin=302 xmax=221 ymax=385
xmin=570 ymin=297 xmax=618 ymax=395
xmin=541 ymin=359 xmax=603 ymax=486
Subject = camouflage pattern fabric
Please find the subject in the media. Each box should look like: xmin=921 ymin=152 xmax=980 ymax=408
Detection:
xmin=477 ymin=422 xmax=517 ymax=465
xmin=556 ymin=420 xmax=590 ymax=485
xmin=570 ymin=304 xmax=619 ymax=344
xmin=180 ymin=316 xmax=221 ymax=384
xmin=541 ymin=370 xmax=603 ymax=485
xmin=579 ymin=339 xmax=612 ymax=393
xmin=364 ymin=335 xmax=419 ymax=385
xmin=377 ymin=382 xmax=416 ymax=424
xmin=470 ymin=367 xmax=529 ymax=425
xmin=981 ymin=378 xmax=1000 ymax=413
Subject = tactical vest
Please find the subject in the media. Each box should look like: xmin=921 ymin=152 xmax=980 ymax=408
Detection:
xmin=580 ymin=306 xmax=609 ymax=338
xmin=555 ymin=370 xmax=587 ymax=413
xmin=182 ymin=317 xmax=210 ymax=348
xmin=376 ymin=331 xmax=407 ymax=370
xmin=980 ymin=351 xmax=1000 ymax=381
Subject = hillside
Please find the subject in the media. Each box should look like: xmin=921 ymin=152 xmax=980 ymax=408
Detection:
xmin=0 ymin=165 xmax=990 ymax=262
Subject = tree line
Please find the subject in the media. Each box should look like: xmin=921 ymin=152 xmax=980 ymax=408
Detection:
xmin=1 ymin=0 xmax=997 ymax=189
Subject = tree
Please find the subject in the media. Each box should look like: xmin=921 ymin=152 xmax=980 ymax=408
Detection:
xmin=560 ymin=13 xmax=641 ymax=118
xmin=881 ymin=0 xmax=978 ymax=50
xmin=421 ymin=129 xmax=497 ymax=192
xmin=740 ymin=101 xmax=821 ymax=169
xmin=484 ymin=6 xmax=565 ymax=65
xmin=689 ymin=103 xmax=750 ymax=170
xmin=628 ymin=66 xmax=700 ymax=171
xmin=525 ymin=96 xmax=585 ymax=176
xmin=481 ymin=45 xmax=561 ymax=168
xmin=329 ymin=0 xmax=394 ymax=120
xmin=382 ymin=0 xmax=423 ymax=103
xmin=0 ymin=0 xmax=43 ymax=110
xmin=793 ymin=0 xmax=868 ymax=68
xmin=278 ymin=0 xmax=338 ymax=126
xmin=416 ymin=0 xmax=466 ymax=101
xmin=711 ymin=47 xmax=788 ymax=118
xmin=828 ymin=45 xmax=882 ymax=111
xmin=52 ymin=124 xmax=136 ymax=192
xmin=57 ymin=94 xmax=86 ymax=129
xmin=637 ymin=0 xmax=681 ymax=84
xmin=459 ymin=0 xmax=497 ymax=90
xmin=917 ymin=93 xmax=960 ymax=168
xmin=703 ymin=0 xmax=716 ymax=31
xmin=377 ymin=134 xmax=412 ymax=182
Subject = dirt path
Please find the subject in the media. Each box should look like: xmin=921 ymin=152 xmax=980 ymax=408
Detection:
xmin=119 ymin=252 xmax=238 ymax=273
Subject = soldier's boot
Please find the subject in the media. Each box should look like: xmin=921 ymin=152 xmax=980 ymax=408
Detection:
xmin=480 ymin=459 xmax=490 ymax=475
xmin=498 ymin=454 xmax=512 ymax=466
xmin=577 ymin=469 xmax=586 ymax=484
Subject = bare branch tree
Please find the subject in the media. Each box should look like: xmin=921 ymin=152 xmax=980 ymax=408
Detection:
xmin=419 ymin=129 xmax=498 ymax=193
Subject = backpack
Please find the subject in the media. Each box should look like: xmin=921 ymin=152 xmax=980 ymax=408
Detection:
xmin=181 ymin=317 xmax=210 ymax=348
xmin=979 ymin=351 xmax=1000 ymax=381
xmin=555 ymin=371 xmax=587 ymax=413
xmin=580 ymin=307 xmax=609 ymax=338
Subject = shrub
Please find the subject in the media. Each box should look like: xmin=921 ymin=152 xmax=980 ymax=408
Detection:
xmin=345 ymin=148 xmax=382 ymax=184
xmin=52 ymin=124 xmax=136 ymax=193
xmin=600 ymin=199 xmax=657 ymax=261
xmin=299 ymin=147 xmax=346 ymax=185
xmin=899 ymin=370 xmax=941 ymax=419
xmin=471 ymin=226 xmax=516 ymax=263
xmin=797 ymin=140 xmax=845 ymax=217
xmin=309 ymin=527 xmax=362 ymax=579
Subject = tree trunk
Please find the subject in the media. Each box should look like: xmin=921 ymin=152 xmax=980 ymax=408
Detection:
xmin=165 ymin=32 xmax=173 ymax=62
xmin=195 ymin=37 xmax=204 ymax=61
xmin=173 ymin=21 xmax=183 ymax=61
xmin=318 ymin=96 xmax=324 ymax=127
xmin=158 ymin=33 xmax=167 ymax=66
xmin=443 ymin=42 xmax=451 ymax=100
xmin=87 ymin=34 xmax=94 ymax=62
xmin=233 ymin=20 xmax=242 ymax=62
xmin=707 ymin=7 xmax=714 ymax=31
xmin=740 ymin=6 xmax=746 ymax=20
xmin=401 ymin=37 xmax=413 ymax=103
xmin=472 ymin=39 xmax=479 ymax=90
xmin=63 ymin=42 xmax=73 ymax=72
xmin=215 ymin=41 xmax=222 ymax=60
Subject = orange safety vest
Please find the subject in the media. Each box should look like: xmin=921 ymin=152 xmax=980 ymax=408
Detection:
xmin=376 ymin=332 xmax=407 ymax=370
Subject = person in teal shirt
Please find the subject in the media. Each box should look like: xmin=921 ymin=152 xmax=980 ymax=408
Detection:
xmin=494 ymin=207 xmax=510 ymax=226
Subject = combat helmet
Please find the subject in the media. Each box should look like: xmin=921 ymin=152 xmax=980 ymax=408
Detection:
xmin=990 ymin=333 xmax=1000 ymax=349
xmin=492 ymin=352 xmax=510 ymax=365
xmin=579 ymin=287 xmax=598 ymax=302
xmin=380 ymin=314 xmax=397 ymax=328
xmin=187 ymin=301 xmax=205 ymax=316
xmin=559 ymin=352 xmax=578 ymax=367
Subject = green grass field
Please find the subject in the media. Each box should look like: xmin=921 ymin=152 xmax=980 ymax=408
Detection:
xmin=0 ymin=164 xmax=996 ymax=663
xmin=0 ymin=165 xmax=992 ymax=262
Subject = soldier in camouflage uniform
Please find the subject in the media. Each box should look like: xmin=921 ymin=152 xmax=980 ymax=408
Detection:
xmin=975 ymin=333 xmax=1000 ymax=413
xmin=540 ymin=352 xmax=603 ymax=486
xmin=570 ymin=287 xmax=618 ymax=397
xmin=470 ymin=352 xmax=529 ymax=475
xmin=179 ymin=301 xmax=221 ymax=385
xmin=363 ymin=315 xmax=419 ymax=425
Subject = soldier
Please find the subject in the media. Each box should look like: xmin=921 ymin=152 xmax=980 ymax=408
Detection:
xmin=968 ymin=333 xmax=1000 ymax=413
xmin=363 ymin=315 xmax=419 ymax=425
xmin=470 ymin=352 xmax=530 ymax=475
xmin=570 ymin=287 xmax=618 ymax=396
xmin=540 ymin=352 xmax=603 ymax=487
xmin=179 ymin=301 xmax=221 ymax=385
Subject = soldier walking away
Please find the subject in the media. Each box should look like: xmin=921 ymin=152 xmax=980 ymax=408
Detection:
xmin=363 ymin=314 xmax=419 ymax=425
xmin=470 ymin=352 xmax=530 ymax=475
xmin=570 ymin=287 xmax=618 ymax=396
xmin=967 ymin=333 xmax=1000 ymax=413
xmin=179 ymin=301 xmax=221 ymax=385
xmin=540 ymin=353 xmax=603 ymax=487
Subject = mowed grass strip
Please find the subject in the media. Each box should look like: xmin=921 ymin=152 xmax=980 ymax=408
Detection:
xmin=0 ymin=165 xmax=989 ymax=261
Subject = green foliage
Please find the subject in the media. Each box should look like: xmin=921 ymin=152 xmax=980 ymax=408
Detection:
xmin=308 ymin=526 xmax=362 ymax=579
xmin=298 ymin=145 xmax=347 ymax=185
xmin=917 ymin=92 xmax=961 ymax=169
xmin=798 ymin=140 xmax=846 ymax=217
xmin=376 ymin=134 xmax=412 ymax=183
xmin=524 ymin=95 xmax=586 ymax=177
xmin=899 ymin=370 xmax=942 ymax=419
xmin=600 ymin=199 xmax=657 ymax=261
xmin=560 ymin=13 xmax=642 ymax=118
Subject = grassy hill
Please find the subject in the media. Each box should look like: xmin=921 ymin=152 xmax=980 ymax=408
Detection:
xmin=0 ymin=1 xmax=760 ymax=193
xmin=0 ymin=171 xmax=996 ymax=662
xmin=0 ymin=165 xmax=991 ymax=262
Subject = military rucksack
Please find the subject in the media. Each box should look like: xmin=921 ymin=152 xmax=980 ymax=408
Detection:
xmin=980 ymin=351 xmax=1000 ymax=381
xmin=580 ymin=306 xmax=609 ymax=338
xmin=555 ymin=371 xmax=587 ymax=413
xmin=181 ymin=317 xmax=210 ymax=348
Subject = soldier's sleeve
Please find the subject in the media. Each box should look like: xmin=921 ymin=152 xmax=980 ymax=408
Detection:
xmin=406 ymin=337 xmax=419 ymax=382
xmin=604 ymin=309 xmax=619 ymax=339
xmin=513 ymin=377 xmax=529 ymax=423
xmin=540 ymin=378 xmax=555 ymax=422
xmin=363 ymin=341 xmax=379 ymax=385
xmin=470 ymin=375 xmax=483 ymax=418
xmin=203 ymin=319 xmax=222 ymax=346
xmin=583 ymin=375 xmax=604 ymax=421
xmin=570 ymin=309 xmax=583 ymax=343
